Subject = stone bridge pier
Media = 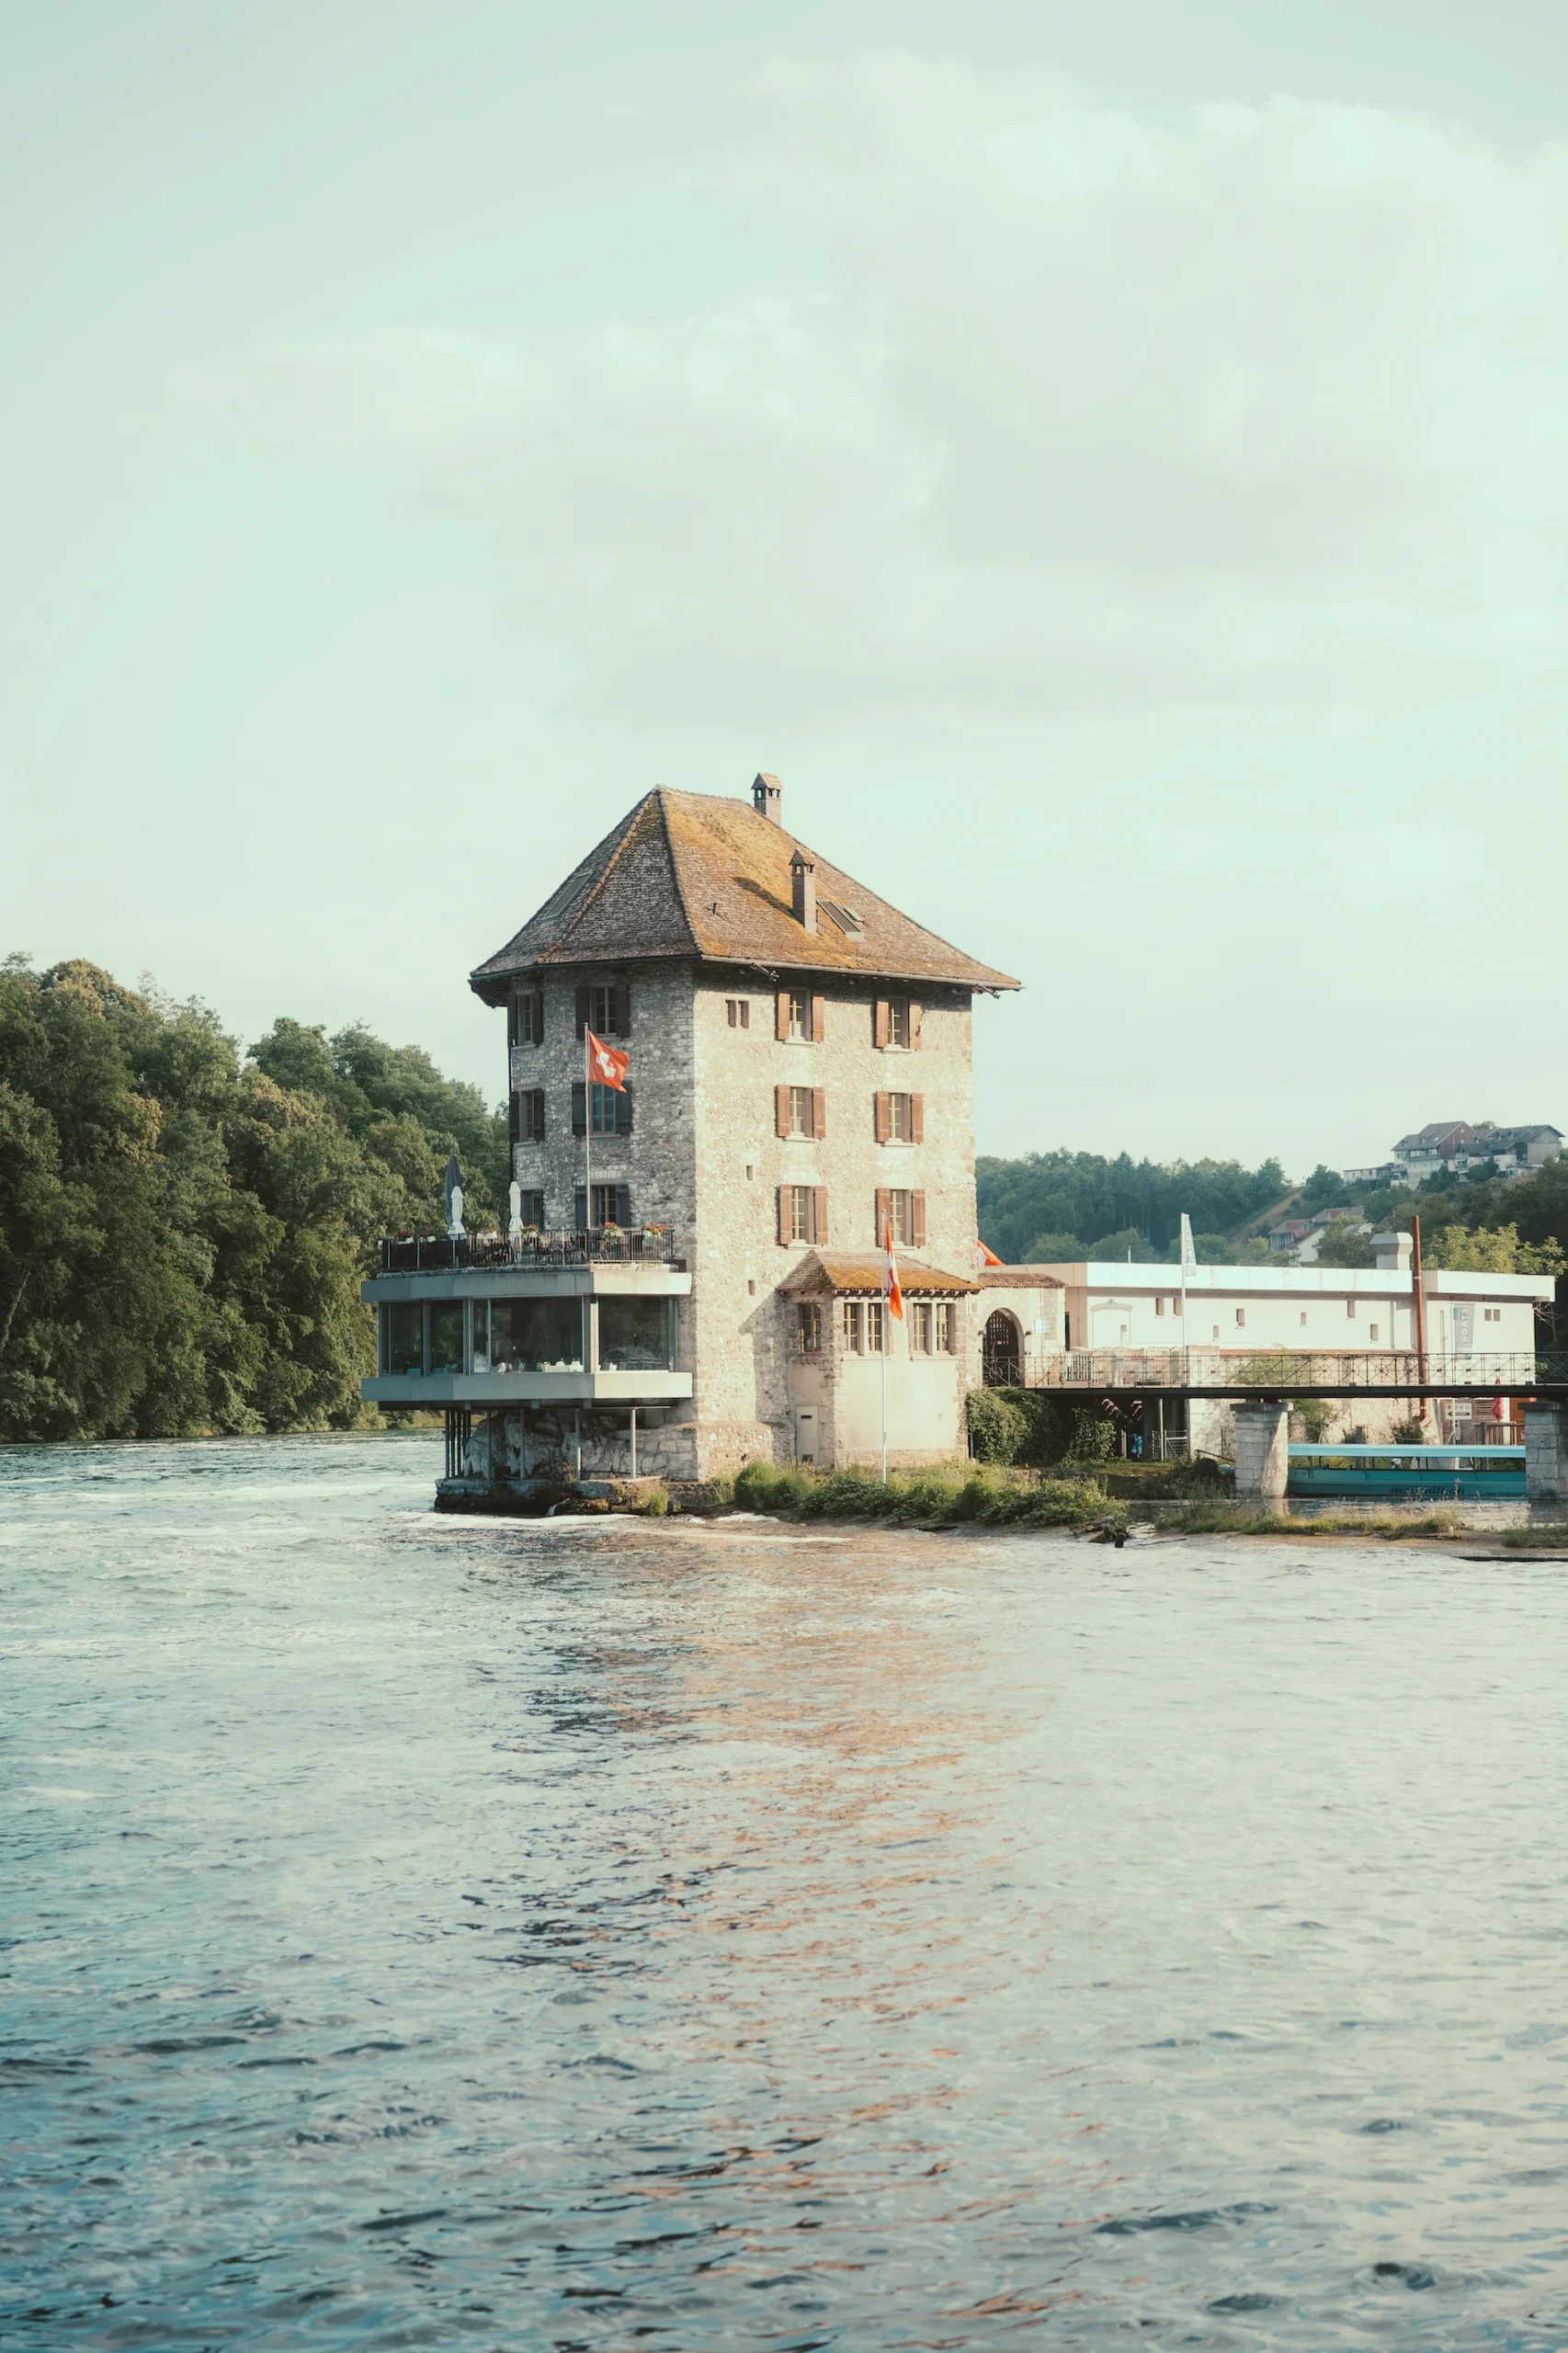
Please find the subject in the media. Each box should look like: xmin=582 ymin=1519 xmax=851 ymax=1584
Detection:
xmin=1526 ymin=1404 xmax=1568 ymax=1512
xmin=1233 ymin=1401 xmax=1290 ymax=1512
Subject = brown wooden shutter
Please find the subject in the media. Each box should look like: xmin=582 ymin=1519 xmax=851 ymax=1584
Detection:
xmin=574 ymin=984 xmax=590 ymax=1039
xmin=875 ymin=1186 xmax=890 ymax=1243
xmin=811 ymin=993 xmax=825 ymax=1042
xmin=874 ymin=1091 xmax=890 ymax=1142
xmin=776 ymin=1084 xmax=790 ymax=1139
xmin=909 ymin=1001 xmax=924 ymax=1051
xmin=532 ymin=989 xmax=544 ymax=1042
xmin=912 ymin=1190 xmax=926 ymax=1249
xmin=873 ymin=997 xmax=890 ymax=1049
xmin=777 ymin=1187 xmax=790 ymax=1245
xmin=812 ymin=1188 xmax=828 ymax=1245
xmin=910 ymin=1094 xmax=925 ymax=1143
xmin=508 ymin=1093 xmax=520 ymax=1146
xmin=776 ymin=989 xmax=790 ymax=1041
xmin=506 ymin=997 xmax=518 ymax=1048
xmin=812 ymin=1086 xmax=826 ymax=1139
xmin=612 ymin=981 xmax=631 ymax=1037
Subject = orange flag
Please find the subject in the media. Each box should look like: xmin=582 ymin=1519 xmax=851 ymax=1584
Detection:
xmin=586 ymin=1029 xmax=629 ymax=1090
xmin=883 ymin=1212 xmax=904 ymax=1322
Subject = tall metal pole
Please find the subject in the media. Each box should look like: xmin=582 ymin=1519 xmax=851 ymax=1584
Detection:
xmin=881 ymin=1292 xmax=888 ymax=1487
xmin=584 ymin=1024 xmax=592 ymax=1234
xmin=1412 ymin=1212 xmax=1428 ymax=1419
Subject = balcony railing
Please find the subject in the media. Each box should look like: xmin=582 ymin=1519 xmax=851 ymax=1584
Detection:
xmin=379 ymin=1228 xmax=679 ymax=1275
xmin=1020 ymin=1347 xmax=1566 ymax=1394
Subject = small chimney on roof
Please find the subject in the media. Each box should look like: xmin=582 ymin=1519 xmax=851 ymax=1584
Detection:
xmin=752 ymin=771 xmax=782 ymax=824
xmin=790 ymin=845 xmax=817 ymax=935
xmin=1373 ymin=1231 xmax=1413 ymax=1273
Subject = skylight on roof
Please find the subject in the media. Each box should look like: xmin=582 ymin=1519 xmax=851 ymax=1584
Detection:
xmin=818 ymin=897 xmax=865 ymax=938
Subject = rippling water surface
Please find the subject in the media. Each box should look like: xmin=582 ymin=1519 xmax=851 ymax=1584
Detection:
xmin=6 ymin=1437 xmax=1568 ymax=2348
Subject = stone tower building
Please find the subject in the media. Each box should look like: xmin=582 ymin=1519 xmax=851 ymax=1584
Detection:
xmin=363 ymin=776 xmax=1017 ymax=1495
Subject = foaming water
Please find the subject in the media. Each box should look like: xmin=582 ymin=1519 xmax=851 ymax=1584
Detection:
xmin=5 ymin=1437 xmax=1568 ymax=2347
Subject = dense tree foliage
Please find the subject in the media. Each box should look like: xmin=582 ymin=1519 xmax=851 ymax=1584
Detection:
xmin=0 ymin=959 xmax=506 ymax=1439
xmin=976 ymin=1150 xmax=1287 ymax=1264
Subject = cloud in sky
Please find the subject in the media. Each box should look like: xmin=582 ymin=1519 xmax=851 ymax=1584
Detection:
xmin=181 ymin=56 xmax=1568 ymax=729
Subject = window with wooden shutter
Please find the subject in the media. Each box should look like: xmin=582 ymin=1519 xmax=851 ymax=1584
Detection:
xmin=776 ymin=1084 xmax=790 ymax=1139
xmin=874 ymin=1091 xmax=891 ymax=1142
xmin=812 ymin=1087 xmax=826 ymax=1139
xmin=574 ymin=984 xmax=591 ymax=1039
xmin=911 ymin=1190 xmax=926 ymax=1249
xmin=873 ymin=998 xmax=890 ymax=1049
xmin=909 ymin=1001 xmax=923 ymax=1051
xmin=777 ymin=990 xmax=791 ymax=1041
xmin=571 ymin=1081 xmax=586 ymax=1137
xmin=812 ymin=1187 xmax=827 ymax=1245
xmin=811 ymin=994 xmax=825 ymax=1042
xmin=910 ymin=1094 xmax=925 ymax=1143
xmin=777 ymin=1187 xmax=789 ymax=1245
xmin=521 ymin=1090 xmax=546 ymax=1142
xmin=875 ymin=1186 xmax=891 ymax=1241
xmin=506 ymin=997 xmax=518 ymax=1049
xmin=508 ymin=1094 xmax=520 ymax=1146
xmin=611 ymin=982 xmax=631 ymax=1037
xmin=574 ymin=1186 xmax=588 ymax=1231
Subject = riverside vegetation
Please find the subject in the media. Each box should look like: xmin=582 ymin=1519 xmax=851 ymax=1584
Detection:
xmin=0 ymin=957 xmax=506 ymax=1439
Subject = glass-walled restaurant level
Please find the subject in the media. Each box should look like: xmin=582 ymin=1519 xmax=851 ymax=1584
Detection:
xmin=379 ymin=1295 xmax=678 ymax=1378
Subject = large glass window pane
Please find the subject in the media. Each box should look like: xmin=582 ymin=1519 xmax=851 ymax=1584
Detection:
xmin=491 ymin=1297 xmax=585 ymax=1371
xmin=384 ymin=1302 xmax=422 ymax=1374
xmin=428 ymin=1302 xmax=465 ymax=1373
xmin=598 ymin=1296 xmax=674 ymax=1371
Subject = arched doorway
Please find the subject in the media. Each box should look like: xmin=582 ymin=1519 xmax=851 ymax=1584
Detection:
xmin=983 ymin=1310 xmax=1021 ymax=1387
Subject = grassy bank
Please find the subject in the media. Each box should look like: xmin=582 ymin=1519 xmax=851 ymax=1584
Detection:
xmin=640 ymin=1461 xmax=1496 ymax=1540
xmin=726 ymin=1460 xmax=1120 ymax=1530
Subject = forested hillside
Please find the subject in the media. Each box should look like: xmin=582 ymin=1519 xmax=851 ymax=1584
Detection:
xmin=976 ymin=1150 xmax=1287 ymax=1264
xmin=0 ymin=958 xmax=506 ymax=1440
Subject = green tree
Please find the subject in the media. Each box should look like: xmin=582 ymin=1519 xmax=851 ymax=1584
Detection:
xmin=1423 ymin=1222 xmax=1565 ymax=1277
xmin=1312 ymin=1219 xmax=1377 ymax=1267
xmin=0 ymin=955 xmax=509 ymax=1441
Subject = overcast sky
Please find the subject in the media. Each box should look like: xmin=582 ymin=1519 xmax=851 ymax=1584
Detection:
xmin=6 ymin=2 xmax=1568 ymax=1175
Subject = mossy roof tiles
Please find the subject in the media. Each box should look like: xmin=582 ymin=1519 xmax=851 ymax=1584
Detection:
xmin=470 ymin=788 xmax=1018 ymax=999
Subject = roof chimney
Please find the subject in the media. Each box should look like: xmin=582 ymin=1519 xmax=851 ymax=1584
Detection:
xmin=1373 ymin=1231 xmax=1413 ymax=1273
xmin=752 ymin=771 xmax=782 ymax=824
xmin=790 ymin=845 xmax=817 ymax=935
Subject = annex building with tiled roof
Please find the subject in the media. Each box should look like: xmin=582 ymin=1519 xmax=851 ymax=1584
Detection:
xmin=362 ymin=773 xmax=1019 ymax=1488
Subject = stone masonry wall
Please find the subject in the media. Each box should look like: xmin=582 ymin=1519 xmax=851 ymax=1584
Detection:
xmin=501 ymin=961 xmax=983 ymax=1478
xmin=691 ymin=972 xmax=979 ymax=1470
xmin=505 ymin=961 xmax=700 ymax=1478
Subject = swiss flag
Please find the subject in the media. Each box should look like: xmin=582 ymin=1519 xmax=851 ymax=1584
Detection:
xmin=883 ymin=1213 xmax=904 ymax=1323
xmin=586 ymin=1029 xmax=629 ymax=1090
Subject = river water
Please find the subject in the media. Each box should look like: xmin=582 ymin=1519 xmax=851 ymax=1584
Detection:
xmin=5 ymin=1437 xmax=1568 ymax=2349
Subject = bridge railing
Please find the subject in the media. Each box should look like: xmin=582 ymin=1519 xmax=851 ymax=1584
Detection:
xmin=1026 ymin=1347 xmax=1564 ymax=1393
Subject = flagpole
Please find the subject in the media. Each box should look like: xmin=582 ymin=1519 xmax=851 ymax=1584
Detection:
xmin=584 ymin=1024 xmax=591 ymax=1235
xmin=881 ymin=1291 xmax=888 ymax=1487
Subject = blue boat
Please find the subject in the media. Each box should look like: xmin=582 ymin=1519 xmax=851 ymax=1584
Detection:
xmin=1287 ymin=1443 xmax=1525 ymax=1501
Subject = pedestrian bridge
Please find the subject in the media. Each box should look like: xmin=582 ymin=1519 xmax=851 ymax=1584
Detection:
xmin=1011 ymin=1347 xmax=1568 ymax=1401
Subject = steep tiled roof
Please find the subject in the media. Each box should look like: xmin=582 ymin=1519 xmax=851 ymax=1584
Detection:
xmin=470 ymin=787 xmax=1018 ymax=999
xmin=778 ymin=1252 xmax=979 ymax=1297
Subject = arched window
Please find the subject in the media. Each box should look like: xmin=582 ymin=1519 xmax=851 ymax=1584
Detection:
xmin=983 ymin=1310 xmax=1021 ymax=1387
